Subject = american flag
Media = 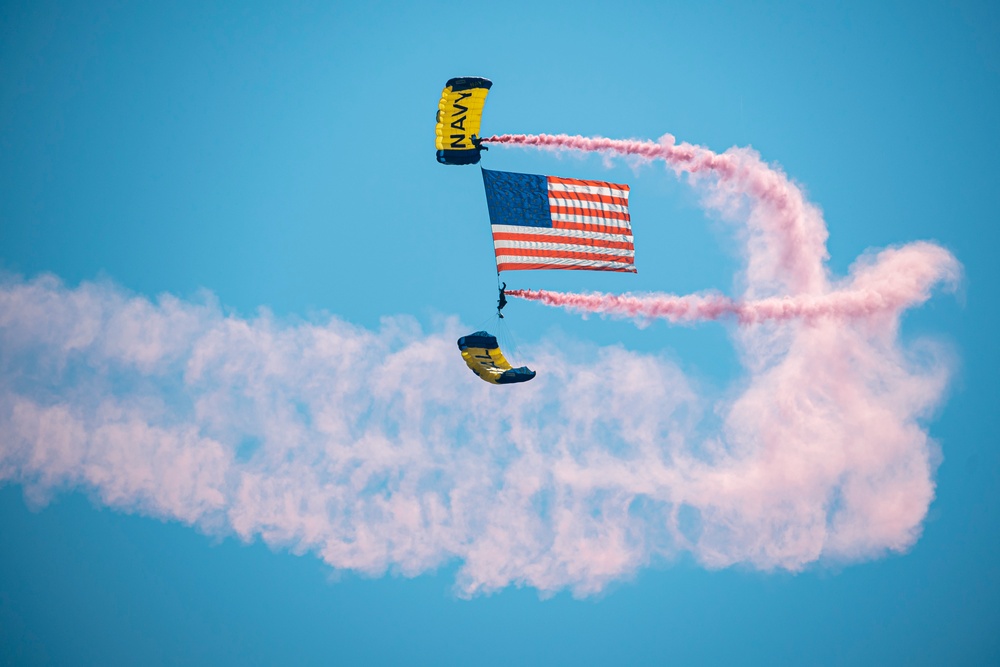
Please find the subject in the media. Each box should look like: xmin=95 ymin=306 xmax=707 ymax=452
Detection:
xmin=481 ymin=168 xmax=636 ymax=273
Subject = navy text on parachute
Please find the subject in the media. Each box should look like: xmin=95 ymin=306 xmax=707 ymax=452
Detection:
xmin=435 ymin=77 xmax=492 ymax=165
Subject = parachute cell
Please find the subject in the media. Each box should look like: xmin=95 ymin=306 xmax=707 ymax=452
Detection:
xmin=457 ymin=331 xmax=535 ymax=384
xmin=436 ymin=77 xmax=492 ymax=165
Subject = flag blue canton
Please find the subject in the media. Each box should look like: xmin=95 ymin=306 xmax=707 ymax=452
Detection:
xmin=481 ymin=169 xmax=552 ymax=228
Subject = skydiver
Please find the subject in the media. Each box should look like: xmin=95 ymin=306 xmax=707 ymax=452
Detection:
xmin=471 ymin=135 xmax=488 ymax=152
xmin=497 ymin=282 xmax=507 ymax=318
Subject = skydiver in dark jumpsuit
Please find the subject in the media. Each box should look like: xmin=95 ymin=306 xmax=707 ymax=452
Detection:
xmin=497 ymin=282 xmax=507 ymax=318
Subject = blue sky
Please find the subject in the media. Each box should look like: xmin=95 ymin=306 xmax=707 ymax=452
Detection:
xmin=1 ymin=1 xmax=998 ymax=664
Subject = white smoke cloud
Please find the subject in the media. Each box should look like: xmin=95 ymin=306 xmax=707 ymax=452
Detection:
xmin=0 ymin=266 xmax=955 ymax=596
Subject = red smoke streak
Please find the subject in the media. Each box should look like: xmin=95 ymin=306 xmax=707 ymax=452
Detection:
xmin=508 ymin=242 xmax=958 ymax=326
xmin=485 ymin=133 xmax=959 ymax=326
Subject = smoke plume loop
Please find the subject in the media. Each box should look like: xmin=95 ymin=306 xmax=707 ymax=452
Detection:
xmin=0 ymin=131 xmax=960 ymax=595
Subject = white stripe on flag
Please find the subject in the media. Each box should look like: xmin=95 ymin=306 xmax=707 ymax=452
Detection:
xmin=550 ymin=213 xmax=633 ymax=229
xmin=493 ymin=240 xmax=634 ymax=257
xmin=490 ymin=225 xmax=632 ymax=243
xmin=496 ymin=256 xmax=635 ymax=269
xmin=548 ymin=197 xmax=630 ymax=214
xmin=547 ymin=182 xmax=630 ymax=199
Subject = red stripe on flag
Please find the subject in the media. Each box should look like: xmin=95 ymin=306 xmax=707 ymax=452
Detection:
xmin=548 ymin=191 xmax=630 ymax=207
xmin=546 ymin=176 xmax=630 ymax=191
xmin=497 ymin=261 xmax=637 ymax=273
xmin=549 ymin=205 xmax=631 ymax=222
xmin=551 ymin=221 xmax=633 ymax=236
xmin=491 ymin=232 xmax=635 ymax=250
xmin=495 ymin=248 xmax=635 ymax=264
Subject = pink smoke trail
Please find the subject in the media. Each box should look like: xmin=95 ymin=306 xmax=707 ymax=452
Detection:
xmin=508 ymin=242 xmax=960 ymax=326
xmin=483 ymin=132 xmax=829 ymax=297
xmin=0 ymin=132 xmax=961 ymax=596
xmin=0 ymin=273 xmax=957 ymax=593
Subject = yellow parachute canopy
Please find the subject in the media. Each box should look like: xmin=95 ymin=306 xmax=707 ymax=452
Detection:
xmin=436 ymin=77 xmax=492 ymax=165
xmin=457 ymin=331 xmax=535 ymax=384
